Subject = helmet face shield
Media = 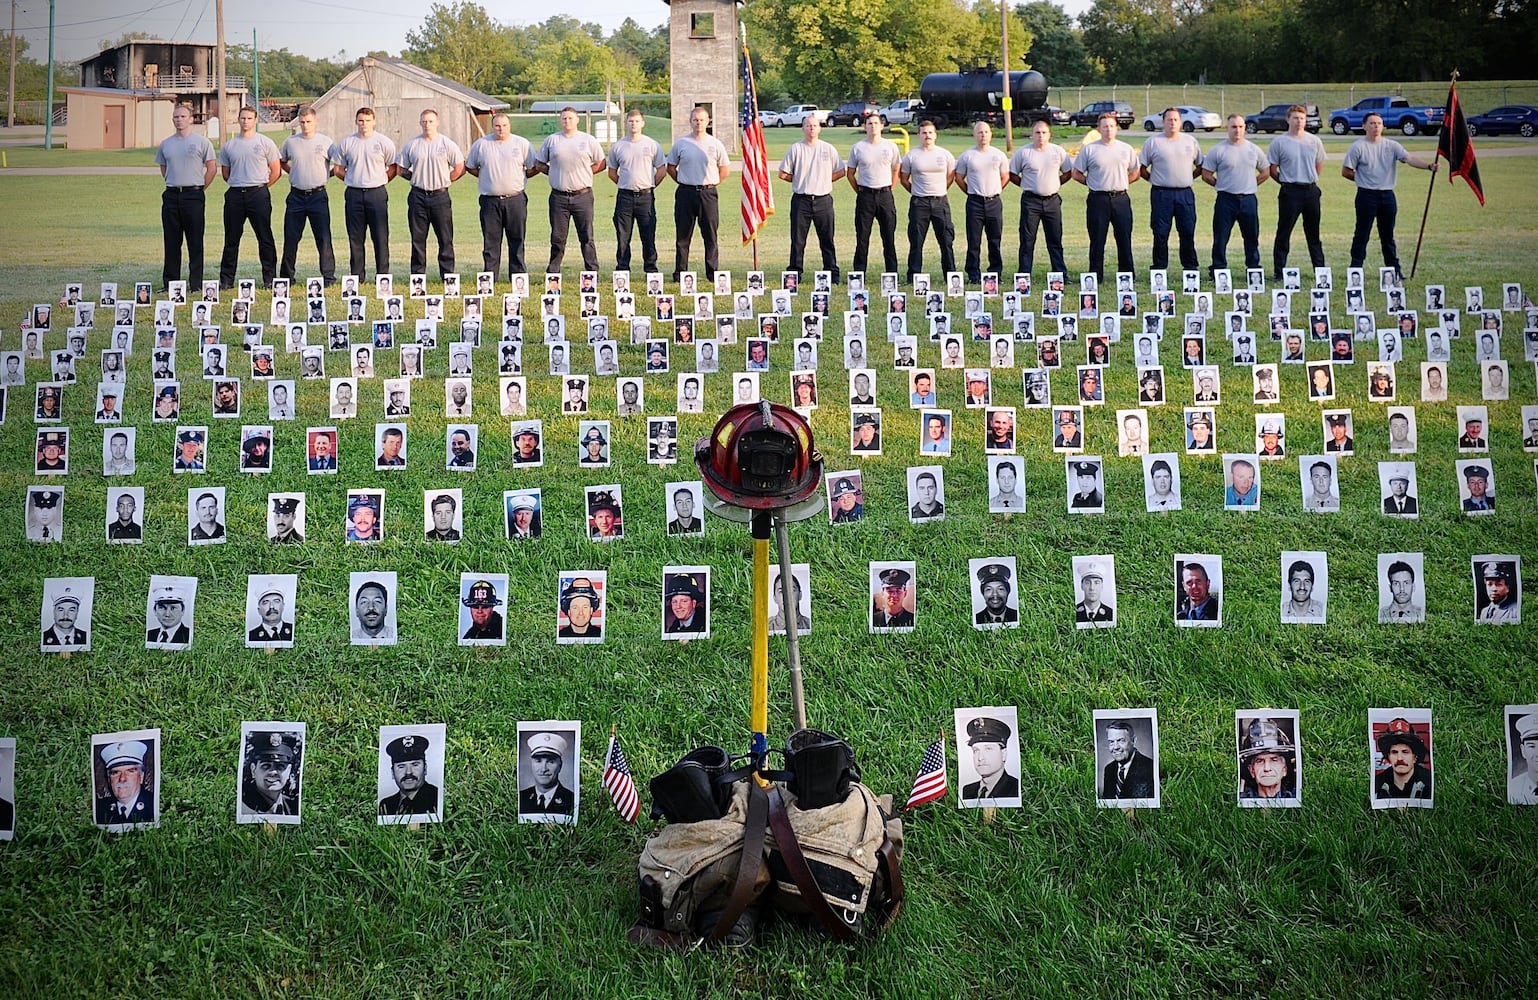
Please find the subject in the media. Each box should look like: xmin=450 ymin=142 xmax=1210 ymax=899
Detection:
xmin=697 ymin=403 xmax=823 ymax=511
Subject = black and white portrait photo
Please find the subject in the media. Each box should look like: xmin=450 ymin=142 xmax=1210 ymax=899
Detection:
xmin=952 ymin=707 xmax=1023 ymax=809
xmin=517 ymin=722 xmax=582 ymax=824
xmin=236 ymin=722 xmax=305 ymax=824
xmin=0 ymin=737 xmax=14 ymax=841
xmin=104 ymin=486 xmax=144 ymax=544
xmin=188 ymin=487 xmax=227 ymax=545
xmin=1143 ymin=453 xmax=1182 ymax=512
xmin=1279 ymin=552 xmax=1328 ymax=625
xmin=92 ymin=728 xmax=160 ymax=831
xmin=377 ymin=723 xmax=446 ymax=824
xmin=768 ymin=563 xmax=811 ymax=637
xmin=1472 ymin=555 xmax=1521 ymax=624
xmin=351 ymin=572 xmax=399 ymax=645
xmin=1066 ymin=457 xmax=1105 ymax=514
xmin=906 ymin=465 xmax=946 ymax=523
xmin=1298 ymin=455 xmax=1339 ymax=512
xmin=869 ymin=561 xmax=917 ymax=633
xmin=102 ymin=427 xmax=137 ymax=476
xmin=1072 ymin=555 xmax=1117 ymax=629
xmin=1235 ymin=711 xmax=1301 ymax=807
xmin=968 ymin=557 xmax=1020 ymax=630
xmin=1095 ymin=709 xmax=1160 ymax=808
xmin=145 ymin=575 xmax=196 ymax=651
xmin=1378 ymin=461 xmax=1419 ymax=519
xmin=665 ymin=481 xmax=704 ymax=536
xmin=1504 ymin=705 xmax=1538 ymax=805
xmin=41 ymin=576 xmax=93 ymax=651
xmin=1377 ymin=552 xmax=1426 ymax=624
xmin=245 ymin=574 xmax=298 ymax=648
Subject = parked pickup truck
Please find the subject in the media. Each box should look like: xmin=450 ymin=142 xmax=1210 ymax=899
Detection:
xmin=1328 ymin=96 xmax=1443 ymax=136
xmin=777 ymin=104 xmax=831 ymax=127
xmin=882 ymin=99 xmax=924 ymax=126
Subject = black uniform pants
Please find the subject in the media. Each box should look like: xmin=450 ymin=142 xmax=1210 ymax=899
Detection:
xmin=1017 ymin=192 xmax=1066 ymax=276
xmin=672 ymin=184 xmax=720 ymax=279
xmin=1273 ymin=182 xmax=1325 ymax=276
xmin=852 ymin=185 xmax=898 ymax=275
xmin=788 ymin=192 xmax=838 ymax=280
xmin=480 ymin=191 xmax=528 ymax=278
xmin=161 ymin=186 xmax=206 ymax=288
xmin=407 ymin=187 xmax=455 ymax=277
xmin=963 ymin=193 xmax=1003 ymax=281
xmin=613 ymin=188 xmax=658 ymax=274
xmin=344 ymin=185 xmax=390 ymax=278
xmin=280 ymin=187 xmax=336 ymax=282
xmin=219 ymin=185 xmax=277 ymax=287
xmin=547 ymin=188 xmax=600 ymax=273
xmin=1085 ymin=190 xmax=1134 ymax=281
xmin=907 ymin=195 xmax=956 ymax=280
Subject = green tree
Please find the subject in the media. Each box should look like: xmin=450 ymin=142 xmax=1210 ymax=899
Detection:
xmin=520 ymin=32 xmax=647 ymax=94
xmin=1 ymin=33 xmax=60 ymax=103
xmin=1078 ymin=0 xmax=1180 ymax=83
xmin=402 ymin=1 xmax=517 ymax=92
xmin=223 ymin=45 xmax=350 ymax=100
xmin=745 ymin=0 xmax=977 ymax=103
xmin=606 ymin=18 xmax=670 ymax=88
xmin=1015 ymin=1 xmax=1098 ymax=85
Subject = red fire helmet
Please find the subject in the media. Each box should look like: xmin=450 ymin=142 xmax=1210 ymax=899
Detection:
xmin=695 ymin=401 xmax=822 ymax=510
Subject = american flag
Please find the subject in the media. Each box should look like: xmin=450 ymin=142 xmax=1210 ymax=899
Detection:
xmin=905 ymin=736 xmax=948 ymax=810
xmin=739 ymin=33 xmax=774 ymax=244
xmin=603 ymin=732 xmax=641 ymax=823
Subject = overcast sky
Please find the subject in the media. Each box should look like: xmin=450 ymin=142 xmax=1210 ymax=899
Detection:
xmin=22 ymin=0 xmax=1094 ymax=66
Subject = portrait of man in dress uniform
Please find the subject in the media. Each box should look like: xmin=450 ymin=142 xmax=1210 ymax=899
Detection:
xmin=955 ymin=711 xmax=1022 ymax=808
xmin=93 ymin=732 xmax=159 ymax=829
xmin=1505 ymin=708 xmax=1538 ymax=805
xmin=145 ymin=577 xmax=195 ymax=649
xmin=1473 ymin=557 xmax=1521 ymax=623
xmin=41 ymin=578 xmax=92 ymax=650
xmin=970 ymin=559 xmax=1019 ymax=629
xmin=518 ymin=726 xmax=580 ymax=823
xmin=246 ymin=576 xmax=296 ymax=647
xmin=1073 ymin=557 xmax=1116 ymax=628
xmin=869 ymin=563 xmax=916 ymax=632
xmin=238 ymin=727 xmax=304 ymax=822
xmin=377 ymin=727 xmax=444 ymax=823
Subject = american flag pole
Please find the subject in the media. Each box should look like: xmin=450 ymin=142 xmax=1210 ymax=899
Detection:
xmin=602 ymin=724 xmax=641 ymax=824
xmin=739 ymin=21 xmax=773 ymax=271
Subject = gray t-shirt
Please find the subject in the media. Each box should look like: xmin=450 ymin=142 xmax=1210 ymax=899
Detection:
xmin=608 ymin=135 xmax=665 ymax=190
xmin=1342 ymin=137 xmax=1409 ymax=190
xmin=847 ymin=137 xmax=901 ymax=188
xmin=396 ymin=134 xmax=465 ymax=190
xmin=1075 ymin=140 xmax=1139 ymax=192
xmin=218 ymin=133 xmax=281 ymax=187
xmin=1267 ymin=132 xmax=1327 ymax=185
xmin=156 ymin=131 xmax=217 ymax=188
xmin=330 ymin=132 xmax=398 ymax=188
xmin=954 ymin=146 xmax=1009 ymax=197
xmin=1138 ymin=133 xmax=1203 ymax=188
xmin=666 ymin=134 xmax=729 ymax=186
xmin=535 ymin=131 xmax=606 ymax=192
xmin=1009 ymin=143 xmax=1070 ymax=196
xmin=901 ymin=146 xmax=956 ymax=197
xmin=1202 ymin=139 xmax=1269 ymax=195
xmin=465 ymin=134 xmax=534 ymax=196
xmin=780 ymin=140 xmax=843 ymax=196
xmin=280 ymin=132 xmax=334 ymax=190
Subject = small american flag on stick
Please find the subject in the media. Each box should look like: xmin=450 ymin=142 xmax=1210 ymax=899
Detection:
xmin=905 ymin=733 xmax=948 ymax=810
xmin=603 ymin=728 xmax=641 ymax=823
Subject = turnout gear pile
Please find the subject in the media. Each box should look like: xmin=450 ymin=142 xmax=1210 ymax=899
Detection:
xmin=629 ymin=729 xmax=903 ymax=948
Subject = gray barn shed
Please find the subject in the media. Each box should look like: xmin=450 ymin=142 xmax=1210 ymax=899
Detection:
xmin=308 ymin=57 xmax=509 ymax=151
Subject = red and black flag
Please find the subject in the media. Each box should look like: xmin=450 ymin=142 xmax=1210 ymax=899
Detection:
xmin=1436 ymin=84 xmax=1484 ymax=206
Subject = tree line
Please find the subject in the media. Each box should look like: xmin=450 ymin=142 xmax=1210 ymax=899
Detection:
xmin=10 ymin=0 xmax=1534 ymax=108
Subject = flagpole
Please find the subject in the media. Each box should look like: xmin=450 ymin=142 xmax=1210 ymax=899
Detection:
xmin=1409 ymin=69 xmax=1459 ymax=280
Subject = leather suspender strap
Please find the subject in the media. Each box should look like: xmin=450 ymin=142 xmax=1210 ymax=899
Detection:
xmin=873 ymin=838 xmax=905 ymax=929
xmin=766 ymin=788 xmax=853 ymax=942
xmin=706 ymin=780 xmax=769 ymax=946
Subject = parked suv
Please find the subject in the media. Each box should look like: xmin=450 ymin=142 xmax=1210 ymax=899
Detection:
xmin=829 ymin=101 xmax=881 ymax=126
xmin=1069 ymin=100 xmax=1135 ymax=129
xmin=1247 ymin=103 xmax=1322 ymax=134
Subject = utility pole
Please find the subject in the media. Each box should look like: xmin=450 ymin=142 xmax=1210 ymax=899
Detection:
xmin=43 ymin=0 xmax=52 ymax=148
xmin=7 ymin=0 xmax=17 ymax=129
xmin=215 ymin=0 xmax=226 ymax=140
xmin=1000 ymin=0 xmax=1013 ymax=151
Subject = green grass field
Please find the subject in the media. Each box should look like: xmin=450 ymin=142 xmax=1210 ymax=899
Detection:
xmin=0 ymin=134 xmax=1535 ymax=998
